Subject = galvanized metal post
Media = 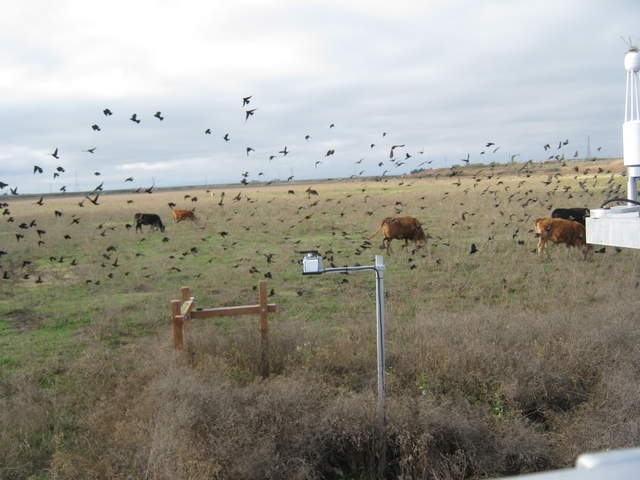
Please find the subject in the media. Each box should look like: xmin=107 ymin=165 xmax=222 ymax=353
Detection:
xmin=374 ymin=255 xmax=385 ymax=424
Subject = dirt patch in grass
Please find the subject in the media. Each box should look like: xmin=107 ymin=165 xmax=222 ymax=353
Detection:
xmin=6 ymin=309 xmax=43 ymax=331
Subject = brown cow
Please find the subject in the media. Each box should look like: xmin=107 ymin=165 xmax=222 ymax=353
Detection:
xmin=369 ymin=216 xmax=427 ymax=254
xmin=535 ymin=218 xmax=591 ymax=259
xmin=171 ymin=208 xmax=197 ymax=223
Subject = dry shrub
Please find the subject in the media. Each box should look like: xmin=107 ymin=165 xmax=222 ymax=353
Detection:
xmin=0 ymin=370 xmax=58 ymax=479
xmin=385 ymin=396 xmax=551 ymax=478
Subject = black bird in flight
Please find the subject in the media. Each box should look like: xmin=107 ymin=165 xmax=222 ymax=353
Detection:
xmin=223 ymin=133 xmax=230 ymax=141
xmin=245 ymin=109 xmax=256 ymax=121
xmin=154 ymin=111 xmax=164 ymax=120
xmin=86 ymin=193 xmax=100 ymax=205
xmin=91 ymin=124 xmax=101 ymax=131
xmin=279 ymin=146 xmax=288 ymax=156
xmin=130 ymin=113 xmax=141 ymax=123
xmin=242 ymin=95 xmax=252 ymax=106
xmin=246 ymin=147 xmax=254 ymax=156
xmin=85 ymin=147 xmax=96 ymax=153
xmin=56 ymin=166 xmax=65 ymax=173
xmin=305 ymin=134 xmax=311 ymax=141
xmin=36 ymin=196 xmax=44 ymax=206
xmin=33 ymin=165 xmax=43 ymax=174
xmin=51 ymin=148 xmax=59 ymax=159
xmin=10 ymin=186 xmax=18 ymax=195
xmin=389 ymin=144 xmax=405 ymax=158
xmin=205 ymin=128 xmax=211 ymax=135
xmin=0 ymin=181 xmax=7 ymax=189
xmin=124 ymin=177 xmax=134 ymax=182
xmin=329 ymin=123 xmax=335 ymax=128
xmin=103 ymin=108 xmax=113 ymax=116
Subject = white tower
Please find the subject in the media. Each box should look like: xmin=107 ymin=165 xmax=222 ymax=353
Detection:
xmin=624 ymin=47 xmax=640 ymax=201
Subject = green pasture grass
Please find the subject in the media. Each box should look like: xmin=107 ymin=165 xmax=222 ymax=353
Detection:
xmin=0 ymin=174 xmax=633 ymax=363
xmin=1 ymin=162 xmax=632 ymax=373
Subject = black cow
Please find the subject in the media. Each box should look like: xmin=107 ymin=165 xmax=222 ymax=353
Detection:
xmin=134 ymin=213 xmax=165 ymax=232
xmin=551 ymin=207 xmax=589 ymax=226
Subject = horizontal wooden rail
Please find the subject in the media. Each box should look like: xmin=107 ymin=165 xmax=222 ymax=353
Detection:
xmin=190 ymin=304 xmax=277 ymax=319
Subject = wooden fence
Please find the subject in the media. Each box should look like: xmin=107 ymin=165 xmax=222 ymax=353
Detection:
xmin=170 ymin=280 xmax=277 ymax=377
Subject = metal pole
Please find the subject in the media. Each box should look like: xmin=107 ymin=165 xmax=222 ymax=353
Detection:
xmin=629 ymin=175 xmax=638 ymax=203
xmin=374 ymin=255 xmax=385 ymax=424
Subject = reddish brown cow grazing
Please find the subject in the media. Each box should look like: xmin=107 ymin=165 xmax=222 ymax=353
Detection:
xmin=535 ymin=218 xmax=591 ymax=259
xmin=171 ymin=208 xmax=197 ymax=223
xmin=369 ymin=216 xmax=427 ymax=254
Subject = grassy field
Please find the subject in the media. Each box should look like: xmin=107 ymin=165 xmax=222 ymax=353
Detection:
xmin=1 ymin=158 xmax=639 ymax=479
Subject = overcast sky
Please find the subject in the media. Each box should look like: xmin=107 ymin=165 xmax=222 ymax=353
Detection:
xmin=1 ymin=0 xmax=639 ymax=194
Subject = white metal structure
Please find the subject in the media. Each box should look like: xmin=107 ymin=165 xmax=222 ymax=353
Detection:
xmin=499 ymin=448 xmax=640 ymax=480
xmin=624 ymin=48 xmax=640 ymax=200
xmin=302 ymin=252 xmax=386 ymax=423
xmin=586 ymin=47 xmax=640 ymax=248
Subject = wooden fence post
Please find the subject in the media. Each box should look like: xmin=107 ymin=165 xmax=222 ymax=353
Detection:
xmin=171 ymin=299 xmax=184 ymax=350
xmin=259 ymin=280 xmax=270 ymax=378
xmin=181 ymin=286 xmax=191 ymax=302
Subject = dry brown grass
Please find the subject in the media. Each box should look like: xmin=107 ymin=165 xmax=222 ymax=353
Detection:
xmin=2 ymin=160 xmax=640 ymax=479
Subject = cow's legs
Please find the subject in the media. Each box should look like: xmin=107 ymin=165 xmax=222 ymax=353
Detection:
xmin=537 ymin=237 xmax=546 ymax=255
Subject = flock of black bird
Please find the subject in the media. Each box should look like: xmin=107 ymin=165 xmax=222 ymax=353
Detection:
xmin=0 ymin=95 xmax=620 ymax=289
